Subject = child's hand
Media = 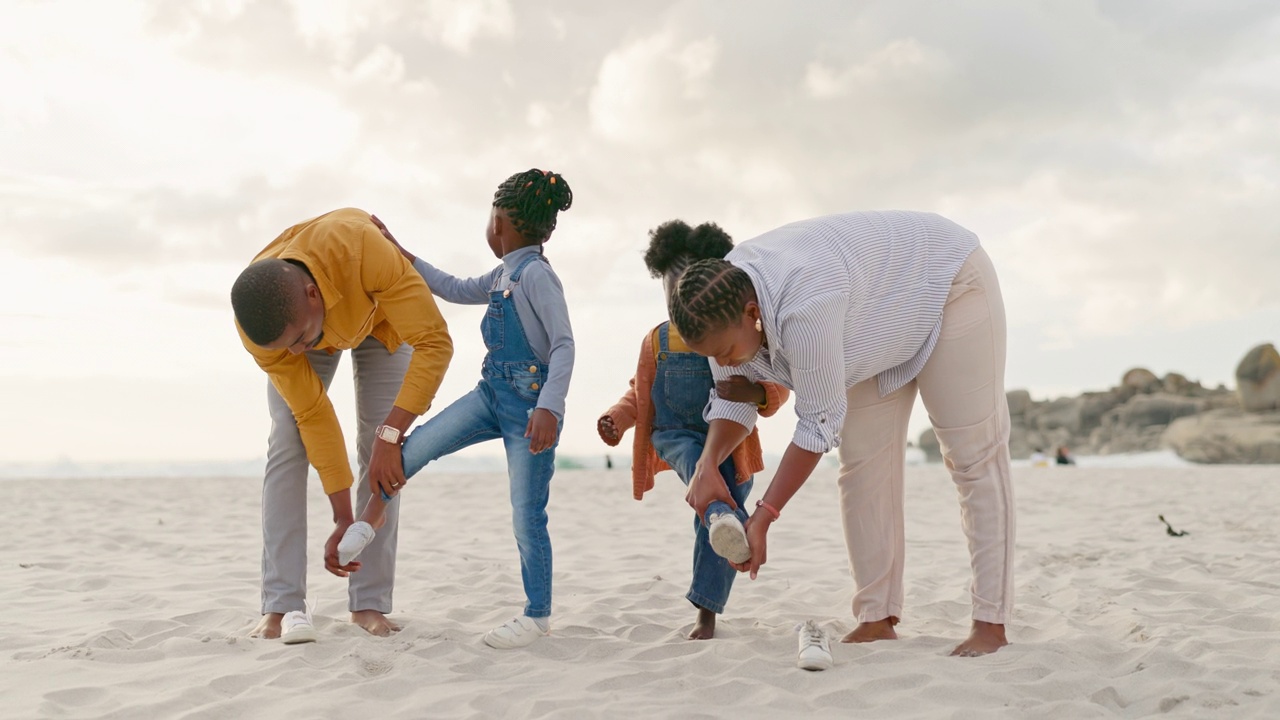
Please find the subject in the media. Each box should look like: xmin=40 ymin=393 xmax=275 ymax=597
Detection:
xmin=525 ymin=408 xmax=559 ymax=454
xmin=370 ymin=214 xmax=417 ymax=263
xmin=716 ymin=375 xmax=766 ymax=405
xmin=598 ymin=415 xmax=620 ymax=445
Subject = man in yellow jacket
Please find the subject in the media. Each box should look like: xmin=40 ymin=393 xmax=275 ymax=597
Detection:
xmin=232 ymin=208 xmax=453 ymax=642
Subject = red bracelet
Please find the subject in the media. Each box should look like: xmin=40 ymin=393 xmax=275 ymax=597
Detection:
xmin=755 ymin=499 xmax=781 ymax=521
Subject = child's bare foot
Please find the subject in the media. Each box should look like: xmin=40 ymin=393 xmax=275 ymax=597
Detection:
xmin=250 ymin=613 xmax=284 ymax=639
xmin=841 ymin=616 xmax=899 ymax=643
xmin=688 ymin=608 xmax=716 ymax=640
xmin=352 ymin=610 xmax=400 ymax=637
xmin=950 ymin=620 xmax=1007 ymax=656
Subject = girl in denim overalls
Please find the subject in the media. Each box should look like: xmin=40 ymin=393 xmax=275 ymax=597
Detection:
xmin=599 ymin=221 xmax=788 ymax=640
xmin=340 ymin=169 xmax=575 ymax=650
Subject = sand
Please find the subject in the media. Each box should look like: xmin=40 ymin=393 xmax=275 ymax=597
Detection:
xmin=4 ymin=463 xmax=1280 ymax=719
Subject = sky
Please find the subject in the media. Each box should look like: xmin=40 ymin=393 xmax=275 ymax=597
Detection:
xmin=2 ymin=0 xmax=1278 ymax=469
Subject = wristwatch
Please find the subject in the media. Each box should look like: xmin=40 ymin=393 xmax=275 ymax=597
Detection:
xmin=375 ymin=424 xmax=402 ymax=445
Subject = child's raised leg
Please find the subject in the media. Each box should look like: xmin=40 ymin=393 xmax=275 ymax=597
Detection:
xmin=655 ymin=429 xmax=752 ymax=639
xmin=338 ymin=491 xmax=392 ymax=566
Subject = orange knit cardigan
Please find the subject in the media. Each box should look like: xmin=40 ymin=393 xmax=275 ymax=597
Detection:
xmin=600 ymin=323 xmax=789 ymax=500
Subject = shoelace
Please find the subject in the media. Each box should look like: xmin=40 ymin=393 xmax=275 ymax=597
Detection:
xmin=795 ymin=621 xmax=828 ymax=650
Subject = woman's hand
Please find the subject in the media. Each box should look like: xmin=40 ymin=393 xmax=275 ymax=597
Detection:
xmin=730 ymin=512 xmax=771 ymax=579
xmin=525 ymin=408 xmax=559 ymax=454
xmin=685 ymin=457 xmax=736 ymax=517
xmin=597 ymin=415 xmax=620 ymax=445
xmin=716 ymin=375 xmax=766 ymax=405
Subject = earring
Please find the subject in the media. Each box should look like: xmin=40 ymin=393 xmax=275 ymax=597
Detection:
xmin=754 ymin=318 xmax=762 ymax=332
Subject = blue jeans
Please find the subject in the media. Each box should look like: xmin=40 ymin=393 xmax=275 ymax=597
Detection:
xmin=401 ymin=378 xmax=558 ymax=618
xmin=652 ymin=428 xmax=752 ymax=614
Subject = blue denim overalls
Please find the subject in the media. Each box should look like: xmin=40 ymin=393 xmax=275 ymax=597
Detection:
xmin=650 ymin=322 xmax=753 ymax=614
xmin=402 ymin=253 xmax=558 ymax=618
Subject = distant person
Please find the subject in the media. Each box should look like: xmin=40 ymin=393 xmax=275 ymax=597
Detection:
xmin=339 ymin=169 xmax=575 ymax=650
xmin=597 ymin=220 xmax=789 ymax=641
xmin=1030 ymin=448 xmax=1049 ymax=467
xmin=674 ymin=210 xmax=1014 ymax=656
xmin=605 ymin=454 xmax=614 ymax=470
xmin=1055 ymin=446 xmax=1075 ymax=465
xmin=232 ymin=208 xmax=454 ymax=643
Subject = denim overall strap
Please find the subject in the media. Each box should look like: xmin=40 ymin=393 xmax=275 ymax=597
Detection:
xmin=651 ymin=321 xmax=715 ymax=433
xmin=480 ymin=253 xmax=543 ymax=359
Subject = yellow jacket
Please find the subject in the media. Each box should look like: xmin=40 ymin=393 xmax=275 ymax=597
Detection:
xmin=237 ymin=208 xmax=453 ymax=494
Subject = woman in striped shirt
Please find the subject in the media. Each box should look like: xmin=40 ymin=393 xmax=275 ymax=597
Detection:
xmin=671 ymin=210 xmax=1014 ymax=657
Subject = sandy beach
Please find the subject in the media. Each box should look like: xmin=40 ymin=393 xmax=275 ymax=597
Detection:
xmin=4 ymin=462 xmax=1280 ymax=719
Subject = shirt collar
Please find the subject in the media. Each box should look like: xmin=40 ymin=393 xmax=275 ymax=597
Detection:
xmin=502 ymin=245 xmax=542 ymax=273
xmin=279 ymin=251 xmax=343 ymax=311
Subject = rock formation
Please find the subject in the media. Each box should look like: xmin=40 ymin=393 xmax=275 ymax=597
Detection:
xmin=917 ymin=342 xmax=1280 ymax=464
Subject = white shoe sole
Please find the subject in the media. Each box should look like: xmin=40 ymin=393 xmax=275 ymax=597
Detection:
xmin=708 ymin=516 xmax=751 ymax=564
xmin=797 ymin=650 xmax=832 ymax=671
xmin=281 ymin=626 xmax=317 ymax=645
xmin=338 ymin=521 xmax=376 ymax=566
xmin=483 ymin=621 xmax=547 ymax=649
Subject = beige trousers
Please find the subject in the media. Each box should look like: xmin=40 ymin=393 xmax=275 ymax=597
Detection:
xmin=836 ymin=246 xmax=1015 ymax=625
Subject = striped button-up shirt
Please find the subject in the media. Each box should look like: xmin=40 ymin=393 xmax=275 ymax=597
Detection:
xmin=705 ymin=211 xmax=979 ymax=454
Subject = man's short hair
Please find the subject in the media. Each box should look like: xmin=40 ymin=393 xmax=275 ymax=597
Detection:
xmin=231 ymin=259 xmax=302 ymax=346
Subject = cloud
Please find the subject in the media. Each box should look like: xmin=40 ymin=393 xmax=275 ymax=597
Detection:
xmin=588 ymin=30 xmax=721 ymax=144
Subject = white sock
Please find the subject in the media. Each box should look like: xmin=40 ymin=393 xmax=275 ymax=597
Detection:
xmin=531 ymin=616 xmax=549 ymax=632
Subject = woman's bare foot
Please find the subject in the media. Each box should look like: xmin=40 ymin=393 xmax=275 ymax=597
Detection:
xmin=841 ymin=616 xmax=899 ymax=643
xmin=950 ymin=620 xmax=1007 ymax=656
xmin=352 ymin=610 xmax=400 ymax=637
xmin=688 ymin=608 xmax=716 ymax=640
xmin=250 ymin=613 xmax=284 ymax=639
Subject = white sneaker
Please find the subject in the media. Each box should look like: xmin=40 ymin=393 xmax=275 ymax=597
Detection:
xmin=281 ymin=609 xmax=317 ymax=645
xmin=338 ymin=521 xmax=376 ymax=566
xmin=708 ymin=513 xmax=751 ymax=564
xmin=483 ymin=616 xmax=548 ymax=649
xmin=796 ymin=620 xmax=832 ymax=671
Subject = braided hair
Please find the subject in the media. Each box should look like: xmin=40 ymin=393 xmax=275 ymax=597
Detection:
xmin=493 ymin=168 xmax=573 ymax=243
xmin=231 ymin=258 xmax=302 ymax=346
xmin=668 ymin=258 xmax=756 ymax=343
xmin=643 ymin=220 xmax=733 ymax=278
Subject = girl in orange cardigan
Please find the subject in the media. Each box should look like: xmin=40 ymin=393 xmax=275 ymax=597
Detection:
xmin=598 ymin=221 xmax=788 ymax=640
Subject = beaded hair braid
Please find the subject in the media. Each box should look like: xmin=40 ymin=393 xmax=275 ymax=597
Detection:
xmin=493 ymin=168 xmax=573 ymax=243
xmin=668 ymin=258 xmax=755 ymax=343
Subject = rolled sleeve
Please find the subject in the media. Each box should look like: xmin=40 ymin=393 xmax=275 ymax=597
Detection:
xmin=238 ymin=325 xmax=354 ymax=495
xmin=362 ymin=227 xmax=454 ymax=415
xmin=705 ymin=360 xmax=760 ymax=432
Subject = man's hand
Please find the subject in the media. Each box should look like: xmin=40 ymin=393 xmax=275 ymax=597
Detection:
xmin=369 ymin=436 xmax=406 ymax=500
xmin=730 ymin=512 xmax=771 ymax=579
xmin=716 ymin=375 xmax=766 ymax=405
xmin=324 ymin=520 xmax=362 ymax=577
xmin=370 ymin=214 xmax=416 ymax=263
xmin=597 ymin=415 xmax=620 ymax=445
xmin=525 ymin=408 xmax=558 ymax=454
xmin=685 ymin=457 xmax=737 ymax=517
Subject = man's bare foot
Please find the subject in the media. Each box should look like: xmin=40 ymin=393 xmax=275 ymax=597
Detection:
xmin=688 ymin=608 xmax=716 ymax=640
xmin=250 ymin=613 xmax=284 ymax=640
xmin=352 ymin=609 xmax=400 ymax=637
xmin=950 ymin=620 xmax=1007 ymax=656
xmin=841 ymin=616 xmax=899 ymax=643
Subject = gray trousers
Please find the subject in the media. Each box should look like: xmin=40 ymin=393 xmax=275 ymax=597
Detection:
xmin=262 ymin=336 xmax=413 ymax=615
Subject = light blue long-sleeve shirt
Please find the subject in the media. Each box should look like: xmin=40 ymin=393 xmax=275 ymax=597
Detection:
xmin=413 ymin=246 xmax=575 ymax=419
